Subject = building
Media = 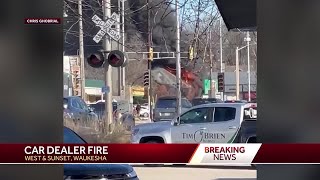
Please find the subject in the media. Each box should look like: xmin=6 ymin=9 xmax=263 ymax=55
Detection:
xmin=85 ymin=79 xmax=104 ymax=103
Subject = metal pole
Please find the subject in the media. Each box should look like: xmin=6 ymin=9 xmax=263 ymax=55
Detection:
xmin=103 ymin=0 xmax=113 ymax=133
xmin=209 ymin=26 xmax=214 ymax=98
xmin=78 ymin=0 xmax=86 ymax=100
xmin=147 ymin=0 xmax=152 ymax=121
xmin=175 ymin=0 xmax=182 ymax=116
xmin=116 ymin=0 xmax=123 ymax=97
xmin=219 ymin=17 xmax=223 ymax=72
xmin=236 ymin=47 xmax=240 ymax=100
xmin=121 ymin=0 xmax=126 ymax=97
xmin=246 ymin=32 xmax=251 ymax=102
xmin=219 ymin=17 xmax=224 ymax=100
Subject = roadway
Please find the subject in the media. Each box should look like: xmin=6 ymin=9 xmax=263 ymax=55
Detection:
xmin=133 ymin=165 xmax=256 ymax=180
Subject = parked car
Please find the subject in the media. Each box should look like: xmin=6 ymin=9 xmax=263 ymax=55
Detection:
xmin=63 ymin=96 xmax=98 ymax=122
xmin=139 ymin=106 xmax=149 ymax=117
xmin=64 ymin=127 xmax=139 ymax=179
xmin=191 ymin=97 xmax=223 ymax=106
xmin=89 ymin=102 xmax=135 ymax=131
xmin=89 ymin=101 xmax=117 ymax=119
xmin=153 ymin=96 xmax=192 ymax=122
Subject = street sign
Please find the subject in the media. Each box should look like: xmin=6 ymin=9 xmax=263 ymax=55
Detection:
xmin=101 ymin=86 xmax=110 ymax=93
xmin=92 ymin=13 xmax=120 ymax=43
xmin=203 ymin=79 xmax=210 ymax=95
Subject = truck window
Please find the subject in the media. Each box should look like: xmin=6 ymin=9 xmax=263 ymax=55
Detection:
xmin=180 ymin=108 xmax=212 ymax=124
xmin=214 ymin=107 xmax=236 ymax=122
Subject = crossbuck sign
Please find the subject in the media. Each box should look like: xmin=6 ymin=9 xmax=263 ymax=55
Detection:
xmin=92 ymin=13 xmax=120 ymax=43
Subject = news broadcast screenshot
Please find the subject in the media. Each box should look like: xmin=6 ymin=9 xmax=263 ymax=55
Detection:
xmin=2 ymin=0 xmax=319 ymax=179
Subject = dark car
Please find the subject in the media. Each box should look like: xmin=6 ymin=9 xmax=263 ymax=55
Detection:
xmin=153 ymin=96 xmax=192 ymax=122
xmin=63 ymin=96 xmax=97 ymax=121
xmin=63 ymin=127 xmax=139 ymax=179
xmin=191 ymin=97 xmax=223 ymax=106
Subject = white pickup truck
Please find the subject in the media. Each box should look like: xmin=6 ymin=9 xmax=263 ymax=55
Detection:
xmin=131 ymin=103 xmax=257 ymax=144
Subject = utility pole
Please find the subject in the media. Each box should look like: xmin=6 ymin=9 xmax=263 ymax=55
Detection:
xmin=209 ymin=26 xmax=214 ymax=98
xmin=147 ymin=0 xmax=152 ymax=121
xmin=219 ymin=17 xmax=224 ymax=100
xmin=175 ymin=0 xmax=182 ymax=116
xmin=103 ymin=0 xmax=113 ymax=133
xmin=245 ymin=32 xmax=251 ymax=102
xmin=236 ymin=47 xmax=240 ymax=100
xmin=78 ymin=0 xmax=85 ymax=100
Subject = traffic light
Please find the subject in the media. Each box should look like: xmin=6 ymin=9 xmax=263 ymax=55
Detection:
xmin=217 ymin=72 xmax=224 ymax=92
xmin=87 ymin=53 xmax=104 ymax=68
xmin=72 ymin=66 xmax=81 ymax=96
xmin=144 ymin=71 xmax=149 ymax=87
xmin=188 ymin=46 xmax=194 ymax=61
xmin=148 ymin=47 xmax=153 ymax=61
xmin=107 ymin=50 xmax=127 ymax=67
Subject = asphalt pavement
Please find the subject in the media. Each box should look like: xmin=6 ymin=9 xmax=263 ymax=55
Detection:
xmin=133 ymin=165 xmax=256 ymax=180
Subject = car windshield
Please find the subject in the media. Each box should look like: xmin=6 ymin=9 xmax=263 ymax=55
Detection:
xmin=156 ymin=99 xmax=176 ymax=108
xmin=63 ymin=128 xmax=86 ymax=144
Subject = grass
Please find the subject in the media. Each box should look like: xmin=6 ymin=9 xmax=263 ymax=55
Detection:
xmin=64 ymin=117 xmax=131 ymax=143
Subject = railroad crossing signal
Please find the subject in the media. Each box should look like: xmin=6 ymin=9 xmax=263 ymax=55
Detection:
xmin=91 ymin=13 xmax=120 ymax=43
xmin=144 ymin=71 xmax=149 ymax=87
xmin=87 ymin=50 xmax=127 ymax=68
xmin=217 ymin=72 xmax=224 ymax=92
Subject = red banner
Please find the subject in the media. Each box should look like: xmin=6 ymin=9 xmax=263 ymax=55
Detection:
xmin=0 ymin=144 xmax=320 ymax=164
xmin=0 ymin=144 xmax=199 ymax=163
xmin=252 ymin=144 xmax=320 ymax=163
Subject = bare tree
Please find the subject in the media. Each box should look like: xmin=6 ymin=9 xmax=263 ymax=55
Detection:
xmin=63 ymin=0 xmax=257 ymax=97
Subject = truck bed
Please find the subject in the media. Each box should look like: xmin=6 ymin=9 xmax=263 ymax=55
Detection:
xmin=233 ymin=119 xmax=257 ymax=143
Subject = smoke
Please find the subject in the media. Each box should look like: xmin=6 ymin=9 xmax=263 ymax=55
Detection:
xmin=128 ymin=0 xmax=177 ymax=51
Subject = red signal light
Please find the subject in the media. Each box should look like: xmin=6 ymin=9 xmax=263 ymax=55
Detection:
xmin=109 ymin=54 xmax=121 ymax=64
xmin=87 ymin=54 xmax=104 ymax=68
xmin=107 ymin=50 xmax=127 ymax=67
